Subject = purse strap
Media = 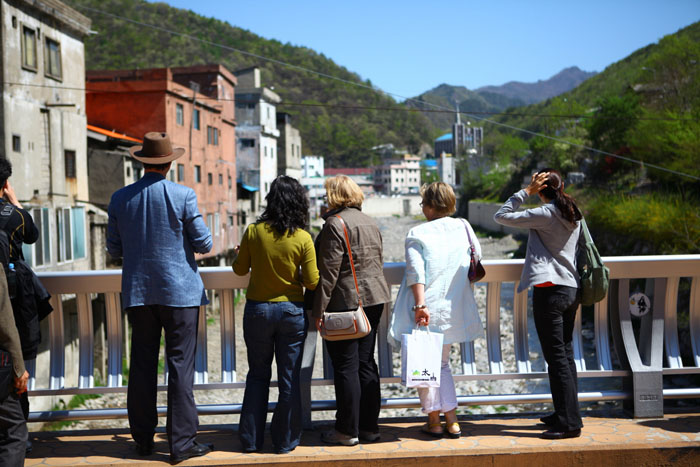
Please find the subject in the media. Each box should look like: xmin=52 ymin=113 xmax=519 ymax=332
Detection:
xmin=461 ymin=218 xmax=476 ymax=257
xmin=334 ymin=215 xmax=362 ymax=306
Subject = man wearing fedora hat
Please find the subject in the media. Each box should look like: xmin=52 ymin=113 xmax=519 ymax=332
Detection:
xmin=107 ymin=132 xmax=213 ymax=463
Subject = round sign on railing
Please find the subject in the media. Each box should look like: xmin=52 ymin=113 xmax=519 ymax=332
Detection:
xmin=629 ymin=293 xmax=651 ymax=317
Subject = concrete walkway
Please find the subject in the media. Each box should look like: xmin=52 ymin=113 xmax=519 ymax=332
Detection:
xmin=25 ymin=410 xmax=700 ymax=466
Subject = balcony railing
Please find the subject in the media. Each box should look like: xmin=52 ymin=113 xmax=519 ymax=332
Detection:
xmin=29 ymin=255 xmax=700 ymax=424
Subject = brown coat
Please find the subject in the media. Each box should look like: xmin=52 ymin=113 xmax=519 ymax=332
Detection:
xmin=312 ymin=207 xmax=390 ymax=318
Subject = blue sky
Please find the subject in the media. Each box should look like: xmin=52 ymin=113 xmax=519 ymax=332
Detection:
xmin=153 ymin=0 xmax=699 ymax=98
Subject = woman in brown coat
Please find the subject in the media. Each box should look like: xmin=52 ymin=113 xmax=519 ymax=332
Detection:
xmin=313 ymin=175 xmax=390 ymax=446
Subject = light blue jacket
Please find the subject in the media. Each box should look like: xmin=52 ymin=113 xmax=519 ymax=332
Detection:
xmin=493 ymin=189 xmax=580 ymax=292
xmin=389 ymin=217 xmax=484 ymax=348
xmin=107 ymin=172 xmax=212 ymax=309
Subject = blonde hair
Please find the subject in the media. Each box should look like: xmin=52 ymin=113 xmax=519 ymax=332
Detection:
xmin=420 ymin=182 xmax=456 ymax=216
xmin=325 ymin=175 xmax=364 ymax=209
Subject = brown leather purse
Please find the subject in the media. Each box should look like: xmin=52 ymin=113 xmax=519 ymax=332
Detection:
xmin=462 ymin=219 xmax=486 ymax=282
xmin=319 ymin=215 xmax=372 ymax=341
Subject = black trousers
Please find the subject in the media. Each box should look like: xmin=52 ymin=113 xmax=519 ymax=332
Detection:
xmin=533 ymin=286 xmax=583 ymax=431
xmin=325 ymin=304 xmax=384 ymax=437
xmin=0 ymin=392 xmax=27 ymax=467
xmin=127 ymin=305 xmax=199 ymax=456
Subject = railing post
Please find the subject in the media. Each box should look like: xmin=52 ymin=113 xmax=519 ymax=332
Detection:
xmin=377 ymin=302 xmax=393 ymax=377
xmin=610 ymin=279 xmax=664 ymax=418
xmin=300 ymin=309 xmax=317 ymax=430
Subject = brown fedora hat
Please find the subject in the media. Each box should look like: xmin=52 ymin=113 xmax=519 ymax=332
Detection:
xmin=129 ymin=132 xmax=185 ymax=164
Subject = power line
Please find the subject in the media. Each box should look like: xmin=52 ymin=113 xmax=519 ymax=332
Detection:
xmin=61 ymin=3 xmax=700 ymax=181
xmin=5 ymin=81 xmax=695 ymax=122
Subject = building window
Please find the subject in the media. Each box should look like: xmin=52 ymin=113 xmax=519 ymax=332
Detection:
xmin=228 ymin=176 xmax=232 ymax=188
xmin=228 ymin=215 xmax=234 ymax=226
xmin=193 ymin=109 xmax=200 ymax=130
xmin=264 ymin=147 xmax=267 ymax=157
xmin=207 ymin=126 xmax=218 ymax=145
xmin=56 ymin=207 xmax=85 ymax=262
xmin=133 ymin=167 xmax=142 ymax=180
xmin=214 ymin=213 xmax=220 ymax=236
xmin=64 ymin=150 xmax=76 ymax=178
xmin=24 ymin=208 xmax=50 ymax=266
xmin=21 ymin=25 xmax=37 ymax=71
xmin=176 ymin=103 xmax=184 ymax=126
xmin=207 ymin=172 xmax=213 ymax=185
xmin=44 ymin=37 xmax=62 ymax=80
xmin=218 ymin=174 xmax=223 ymax=185
xmin=12 ymin=135 xmax=20 ymax=152
xmin=206 ymin=213 xmax=213 ymax=234
xmin=168 ymin=169 xmax=175 ymax=181
xmin=177 ymin=163 xmax=185 ymax=182
xmin=241 ymin=139 xmax=255 ymax=148
xmin=194 ymin=165 xmax=201 ymax=183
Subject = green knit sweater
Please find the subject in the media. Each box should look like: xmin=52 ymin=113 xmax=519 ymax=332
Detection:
xmin=233 ymin=222 xmax=319 ymax=302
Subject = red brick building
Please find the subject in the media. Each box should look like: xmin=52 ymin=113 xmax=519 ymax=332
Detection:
xmin=86 ymin=65 xmax=238 ymax=263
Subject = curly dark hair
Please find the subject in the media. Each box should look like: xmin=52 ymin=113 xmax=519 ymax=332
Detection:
xmin=257 ymin=175 xmax=309 ymax=235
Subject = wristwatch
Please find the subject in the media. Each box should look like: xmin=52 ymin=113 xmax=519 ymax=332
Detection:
xmin=412 ymin=304 xmax=427 ymax=311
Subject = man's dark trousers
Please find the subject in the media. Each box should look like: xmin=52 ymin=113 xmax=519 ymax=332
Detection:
xmin=0 ymin=392 xmax=27 ymax=466
xmin=127 ymin=305 xmax=199 ymax=457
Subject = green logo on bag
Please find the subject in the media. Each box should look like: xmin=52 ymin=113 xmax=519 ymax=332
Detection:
xmin=412 ymin=370 xmax=420 ymax=376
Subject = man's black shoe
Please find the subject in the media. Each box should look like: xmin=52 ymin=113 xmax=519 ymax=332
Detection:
xmin=170 ymin=441 xmax=213 ymax=464
xmin=136 ymin=441 xmax=154 ymax=456
xmin=539 ymin=413 xmax=557 ymax=427
xmin=541 ymin=428 xmax=581 ymax=440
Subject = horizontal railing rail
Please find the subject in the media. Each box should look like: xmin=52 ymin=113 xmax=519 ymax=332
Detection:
xmin=29 ymin=255 xmax=700 ymax=423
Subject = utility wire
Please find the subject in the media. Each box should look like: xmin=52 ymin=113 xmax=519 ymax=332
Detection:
xmin=65 ymin=3 xmax=700 ymax=181
xmin=6 ymin=82 xmax=695 ymax=122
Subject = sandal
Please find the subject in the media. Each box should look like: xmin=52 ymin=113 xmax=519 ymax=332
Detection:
xmin=444 ymin=422 xmax=461 ymax=439
xmin=420 ymin=422 xmax=444 ymax=439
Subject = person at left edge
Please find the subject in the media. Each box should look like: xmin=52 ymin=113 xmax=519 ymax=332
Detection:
xmin=107 ymin=132 xmax=213 ymax=464
xmin=0 ymin=266 xmax=29 ymax=467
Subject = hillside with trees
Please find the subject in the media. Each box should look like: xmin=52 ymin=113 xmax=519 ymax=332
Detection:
xmin=66 ymin=0 xmax=435 ymax=167
xmin=468 ymin=21 xmax=699 ymax=255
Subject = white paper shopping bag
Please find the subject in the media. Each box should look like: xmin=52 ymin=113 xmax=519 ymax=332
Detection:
xmin=401 ymin=328 xmax=443 ymax=388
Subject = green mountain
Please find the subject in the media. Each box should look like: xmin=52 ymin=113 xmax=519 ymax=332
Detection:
xmin=66 ymin=0 xmax=434 ymax=167
xmin=469 ymin=21 xmax=699 ymax=255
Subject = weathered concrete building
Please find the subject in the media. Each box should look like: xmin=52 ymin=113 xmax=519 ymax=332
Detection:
xmin=277 ymin=112 xmax=302 ymax=180
xmin=373 ymin=154 xmax=421 ymax=195
xmin=234 ymin=66 xmax=280 ymax=237
xmin=1 ymin=0 xmax=102 ymax=273
xmin=85 ymin=65 xmax=238 ymax=263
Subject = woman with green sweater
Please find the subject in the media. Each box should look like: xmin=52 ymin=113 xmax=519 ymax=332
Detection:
xmin=232 ymin=175 xmax=319 ymax=454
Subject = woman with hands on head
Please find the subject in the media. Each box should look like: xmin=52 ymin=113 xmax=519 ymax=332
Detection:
xmin=389 ymin=182 xmax=483 ymax=439
xmin=494 ymin=168 xmax=584 ymax=440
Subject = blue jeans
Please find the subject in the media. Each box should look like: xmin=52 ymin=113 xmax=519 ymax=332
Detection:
xmin=239 ymin=300 xmax=307 ymax=453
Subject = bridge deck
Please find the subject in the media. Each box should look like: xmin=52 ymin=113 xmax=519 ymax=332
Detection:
xmin=25 ymin=410 xmax=700 ymax=466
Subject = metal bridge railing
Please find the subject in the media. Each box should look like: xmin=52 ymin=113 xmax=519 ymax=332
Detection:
xmin=29 ymin=255 xmax=700 ymax=424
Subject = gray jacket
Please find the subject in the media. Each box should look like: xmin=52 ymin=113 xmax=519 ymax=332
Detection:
xmin=312 ymin=207 xmax=390 ymax=318
xmin=494 ymin=189 xmax=580 ymax=292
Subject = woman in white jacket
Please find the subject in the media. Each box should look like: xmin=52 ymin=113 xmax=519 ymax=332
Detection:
xmin=389 ymin=182 xmax=483 ymax=439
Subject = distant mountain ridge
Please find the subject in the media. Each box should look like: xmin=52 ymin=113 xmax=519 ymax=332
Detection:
xmin=410 ymin=66 xmax=596 ymax=132
xmin=476 ymin=66 xmax=598 ymax=105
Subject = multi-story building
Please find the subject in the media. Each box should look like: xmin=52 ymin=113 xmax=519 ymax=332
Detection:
xmin=1 ymin=0 xmax=100 ymax=272
xmin=434 ymin=114 xmax=483 ymax=158
xmin=85 ymin=65 xmax=238 ymax=263
xmin=373 ymin=154 xmax=421 ymax=195
xmin=301 ymin=155 xmax=325 ymax=219
xmin=277 ymin=112 xmax=302 ymax=180
xmin=234 ymin=67 xmax=280 ymax=229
